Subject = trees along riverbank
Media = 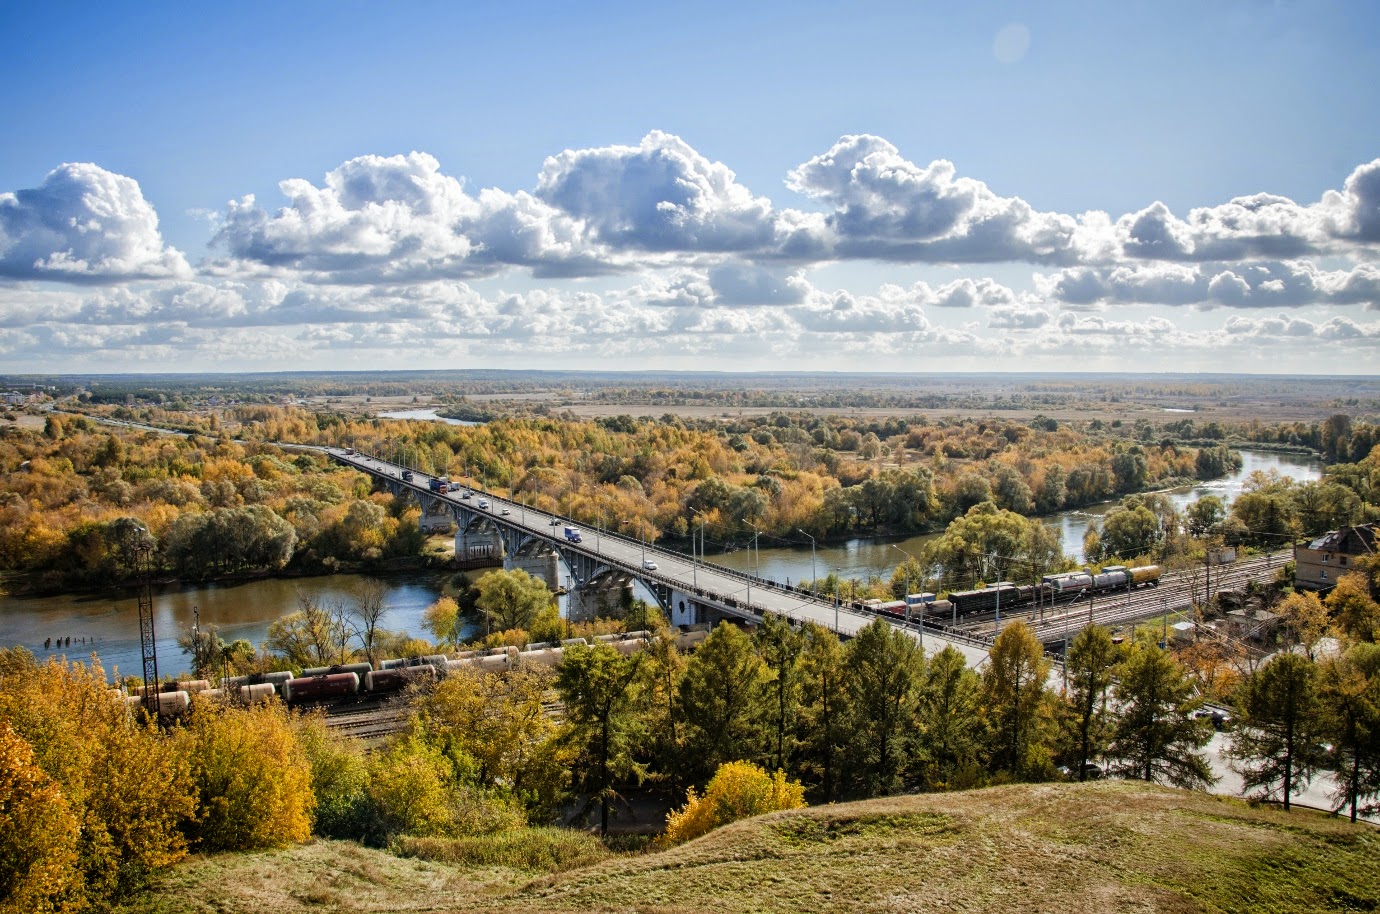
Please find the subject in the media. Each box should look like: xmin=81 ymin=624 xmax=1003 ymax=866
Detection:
xmin=11 ymin=403 xmax=1360 ymax=595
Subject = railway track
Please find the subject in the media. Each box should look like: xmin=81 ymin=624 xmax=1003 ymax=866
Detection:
xmin=316 ymin=691 xmax=568 ymax=747
xmin=956 ymin=549 xmax=1291 ymax=645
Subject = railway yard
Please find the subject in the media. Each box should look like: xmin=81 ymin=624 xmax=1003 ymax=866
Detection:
xmin=945 ymin=549 xmax=1290 ymax=645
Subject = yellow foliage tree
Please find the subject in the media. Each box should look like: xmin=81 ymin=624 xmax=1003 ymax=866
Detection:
xmin=177 ymin=699 xmax=315 ymax=851
xmin=0 ymin=723 xmax=82 ymax=914
xmin=0 ymin=651 xmax=192 ymax=903
xmin=660 ymin=761 xmax=806 ymax=846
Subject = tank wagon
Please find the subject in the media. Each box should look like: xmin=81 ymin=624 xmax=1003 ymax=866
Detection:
xmin=897 ymin=565 xmax=1164 ymax=622
xmin=116 ymin=626 xmax=702 ymax=719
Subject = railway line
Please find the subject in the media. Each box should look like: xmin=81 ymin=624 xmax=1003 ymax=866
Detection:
xmin=955 ymin=549 xmax=1291 ymax=646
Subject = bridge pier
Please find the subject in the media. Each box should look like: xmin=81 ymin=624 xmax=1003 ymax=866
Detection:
xmin=455 ymin=528 xmax=504 ymax=561
xmin=506 ymin=550 xmax=560 ymax=591
xmin=568 ymin=576 xmax=633 ymax=623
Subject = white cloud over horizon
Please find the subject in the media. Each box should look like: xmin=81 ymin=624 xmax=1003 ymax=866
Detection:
xmin=1 ymin=132 xmax=1378 ymax=372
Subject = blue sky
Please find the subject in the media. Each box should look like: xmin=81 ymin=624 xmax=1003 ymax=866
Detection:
xmin=2 ymin=0 xmax=1378 ymax=373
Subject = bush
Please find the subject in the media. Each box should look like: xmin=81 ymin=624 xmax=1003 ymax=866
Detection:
xmin=0 ymin=723 xmax=82 ymax=914
xmin=177 ymin=699 xmax=315 ymax=851
xmin=661 ymin=761 xmax=806 ymax=846
xmin=295 ymin=714 xmax=371 ymax=840
xmin=0 ymin=650 xmax=192 ymax=902
xmin=362 ymin=739 xmax=456 ymax=843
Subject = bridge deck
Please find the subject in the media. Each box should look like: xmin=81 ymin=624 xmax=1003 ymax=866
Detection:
xmin=332 ymin=449 xmax=992 ymax=667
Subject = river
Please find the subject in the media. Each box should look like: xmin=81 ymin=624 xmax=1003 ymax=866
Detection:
xmin=708 ymin=448 xmax=1323 ymax=584
xmin=376 ymin=408 xmax=480 ymax=426
xmin=0 ymin=449 xmax=1320 ymax=679
xmin=0 ymin=572 xmax=481 ymax=683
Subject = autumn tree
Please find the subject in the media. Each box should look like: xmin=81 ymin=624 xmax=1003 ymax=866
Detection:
xmin=1318 ymin=643 xmax=1380 ymax=822
xmin=423 ymin=595 xmax=462 ymax=650
xmin=1274 ymin=591 xmax=1332 ymax=659
xmin=1064 ymin=625 xmax=1119 ymax=781
xmin=660 ymin=761 xmax=805 ymax=846
xmin=917 ymin=645 xmax=985 ymax=790
xmin=0 ymin=723 xmax=82 ymax=914
xmin=363 ymin=737 xmax=457 ymax=842
xmin=1107 ymin=644 xmax=1215 ymax=789
xmin=178 ymin=699 xmax=315 ymax=850
xmin=474 ymin=568 xmax=556 ymax=634
xmin=754 ymin=613 xmax=804 ymax=772
xmin=294 ymin=713 xmax=372 ymax=840
xmin=0 ymin=650 xmax=192 ymax=904
xmin=410 ymin=666 xmax=567 ymax=820
xmin=794 ymin=622 xmax=848 ymax=801
xmin=349 ymin=578 xmax=391 ymax=666
xmin=1327 ymin=564 xmax=1380 ymax=643
xmin=266 ymin=592 xmax=355 ymax=668
xmin=1231 ymin=653 xmax=1327 ymax=811
xmin=637 ymin=628 xmax=688 ymax=791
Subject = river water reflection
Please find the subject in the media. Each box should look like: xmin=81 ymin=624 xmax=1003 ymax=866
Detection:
xmin=0 ymin=449 xmax=1321 ymax=679
xmin=0 ymin=572 xmax=478 ymax=683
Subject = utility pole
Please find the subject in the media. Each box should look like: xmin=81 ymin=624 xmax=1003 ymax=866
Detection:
xmin=892 ymin=543 xmax=921 ymax=651
xmin=799 ymin=529 xmax=816 ymax=596
xmin=122 ymin=522 xmax=159 ymax=716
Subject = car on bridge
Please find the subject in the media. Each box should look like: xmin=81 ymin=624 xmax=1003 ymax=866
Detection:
xmin=478 ymin=499 xmax=490 ymax=509
xmin=500 ymin=507 xmax=511 ymax=516
xmin=642 ymin=559 xmax=658 ymax=570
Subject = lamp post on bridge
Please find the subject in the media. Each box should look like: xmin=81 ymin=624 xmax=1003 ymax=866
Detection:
xmin=891 ymin=543 xmax=922 ymax=651
xmin=833 ymin=568 xmax=844 ymax=633
xmin=798 ymin=529 xmax=816 ymax=597
xmin=688 ymin=507 xmax=704 ymax=589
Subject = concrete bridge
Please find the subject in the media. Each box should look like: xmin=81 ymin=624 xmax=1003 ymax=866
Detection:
xmin=329 ymin=448 xmax=991 ymax=668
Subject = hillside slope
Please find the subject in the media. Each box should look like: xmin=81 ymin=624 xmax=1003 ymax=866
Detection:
xmin=118 ymin=781 xmax=1378 ymax=914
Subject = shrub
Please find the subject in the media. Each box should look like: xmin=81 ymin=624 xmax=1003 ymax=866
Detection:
xmin=661 ymin=761 xmax=806 ymax=846
xmin=294 ymin=713 xmax=371 ymax=840
xmin=0 ymin=724 xmax=82 ymax=914
xmin=177 ymin=698 xmax=315 ymax=851
xmin=0 ymin=650 xmax=192 ymax=902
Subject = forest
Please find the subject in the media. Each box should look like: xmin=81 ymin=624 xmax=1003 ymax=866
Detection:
xmin=3 ymin=393 xmax=1379 ymax=592
xmin=9 ymin=397 xmax=1377 ymax=591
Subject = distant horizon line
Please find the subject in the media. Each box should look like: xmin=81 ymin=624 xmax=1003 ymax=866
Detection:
xmin=3 ymin=369 xmax=1379 ymax=382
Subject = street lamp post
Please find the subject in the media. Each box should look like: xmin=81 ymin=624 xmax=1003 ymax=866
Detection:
xmin=798 ymin=529 xmax=816 ymax=596
xmin=689 ymin=507 xmax=704 ymax=588
xmin=833 ymin=570 xmax=843 ymax=632
xmin=891 ymin=543 xmax=921 ymax=650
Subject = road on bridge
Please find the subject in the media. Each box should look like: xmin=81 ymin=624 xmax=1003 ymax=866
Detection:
xmin=332 ymin=449 xmax=993 ymax=668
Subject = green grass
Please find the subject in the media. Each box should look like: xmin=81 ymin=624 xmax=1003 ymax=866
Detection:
xmin=115 ymin=781 xmax=1379 ymax=914
xmin=395 ymin=827 xmax=611 ymax=873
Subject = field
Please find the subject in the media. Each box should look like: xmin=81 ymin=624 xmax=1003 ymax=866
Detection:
xmin=115 ymin=780 xmax=1378 ymax=914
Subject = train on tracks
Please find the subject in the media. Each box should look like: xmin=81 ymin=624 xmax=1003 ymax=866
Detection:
xmin=117 ymin=628 xmax=710 ymax=718
xmin=863 ymin=564 xmax=1163 ymax=623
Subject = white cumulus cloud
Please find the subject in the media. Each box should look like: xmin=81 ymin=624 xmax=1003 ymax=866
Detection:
xmin=0 ymin=163 xmax=189 ymax=280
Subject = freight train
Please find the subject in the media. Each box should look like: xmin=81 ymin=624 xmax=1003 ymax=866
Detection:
xmin=866 ymin=565 xmax=1162 ymax=623
xmin=118 ymin=628 xmax=706 ymax=717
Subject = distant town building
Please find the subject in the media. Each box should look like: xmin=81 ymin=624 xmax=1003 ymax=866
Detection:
xmin=1294 ymin=523 xmax=1377 ymax=591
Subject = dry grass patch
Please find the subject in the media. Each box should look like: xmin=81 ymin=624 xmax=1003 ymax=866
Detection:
xmin=116 ymin=783 xmax=1379 ymax=914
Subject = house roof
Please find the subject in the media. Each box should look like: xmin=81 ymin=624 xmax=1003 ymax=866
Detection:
xmin=1306 ymin=523 xmax=1377 ymax=555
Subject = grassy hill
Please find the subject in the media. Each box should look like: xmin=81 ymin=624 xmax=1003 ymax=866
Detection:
xmin=116 ymin=781 xmax=1378 ymax=914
